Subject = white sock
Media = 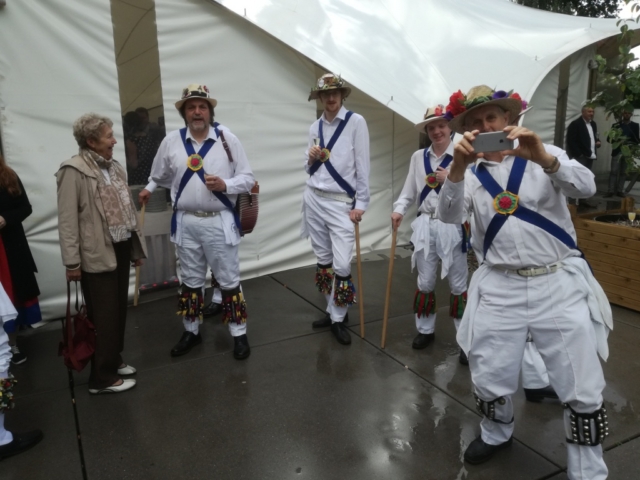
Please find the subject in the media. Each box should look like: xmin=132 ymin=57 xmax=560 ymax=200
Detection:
xmin=0 ymin=413 xmax=13 ymax=446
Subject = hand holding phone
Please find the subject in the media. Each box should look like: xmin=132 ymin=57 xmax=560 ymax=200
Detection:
xmin=472 ymin=132 xmax=514 ymax=153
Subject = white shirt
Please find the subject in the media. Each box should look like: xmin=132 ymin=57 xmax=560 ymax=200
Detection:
xmin=584 ymin=119 xmax=596 ymax=159
xmin=305 ymin=106 xmax=371 ymax=211
xmin=145 ymin=124 xmax=254 ymax=213
xmin=438 ymin=144 xmax=596 ymax=269
xmin=393 ymin=142 xmax=455 ymax=216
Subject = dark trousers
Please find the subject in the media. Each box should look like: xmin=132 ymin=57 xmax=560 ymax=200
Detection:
xmin=82 ymin=240 xmax=131 ymax=389
xmin=608 ymin=154 xmax=626 ymax=193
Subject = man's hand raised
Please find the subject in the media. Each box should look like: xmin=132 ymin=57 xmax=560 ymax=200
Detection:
xmin=449 ymin=130 xmax=480 ymax=183
xmin=502 ymin=126 xmax=555 ymax=169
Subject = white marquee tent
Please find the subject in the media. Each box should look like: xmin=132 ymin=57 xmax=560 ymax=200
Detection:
xmin=0 ymin=0 xmax=635 ymax=320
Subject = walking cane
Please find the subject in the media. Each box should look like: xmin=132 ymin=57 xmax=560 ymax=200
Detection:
xmin=380 ymin=227 xmax=398 ymax=349
xmin=133 ymin=203 xmax=146 ymax=307
xmin=355 ymin=222 xmax=365 ymax=338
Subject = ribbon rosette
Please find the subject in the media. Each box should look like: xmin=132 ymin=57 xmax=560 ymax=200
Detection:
xmin=320 ymin=148 xmax=331 ymax=162
xmin=425 ymin=173 xmax=439 ymax=189
xmin=493 ymin=191 xmax=519 ymax=215
xmin=187 ymin=154 xmax=204 ymax=171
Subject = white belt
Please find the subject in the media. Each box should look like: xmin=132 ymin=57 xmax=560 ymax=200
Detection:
xmin=510 ymin=263 xmax=562 ymax=277
xmin=312 ymin=188 xmax=353 ymax=204
xmin=183 ymin=210 xmax=218 ymax=218
xmin=419 ymin=211 xmax=437 ymax=219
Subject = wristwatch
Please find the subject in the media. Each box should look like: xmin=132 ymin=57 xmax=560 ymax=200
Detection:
xmin=543 ymin=156 xmax=560 ymax=174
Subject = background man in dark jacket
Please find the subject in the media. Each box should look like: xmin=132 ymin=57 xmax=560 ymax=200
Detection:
xmin=566 ymin=105 xmax=600 ymax=207
xmin=604 ymin=109 xmax=639 ymax=198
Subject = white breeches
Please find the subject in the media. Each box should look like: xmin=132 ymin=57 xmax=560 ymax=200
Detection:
xmin=521 ymin=336 xmax=550 ymax=389
xmin=303 ymin=188 xmax=354 ymax=322
xmin=470 ymin=267 xmax=607 ymax=480
xmin=415 ymin=222 xmax=468 ymax=334
xmin=177 ymin=213 xmax=246 ymax=337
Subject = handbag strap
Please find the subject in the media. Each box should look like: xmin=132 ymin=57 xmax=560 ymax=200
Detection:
xmin=219 ymin=130 xmax=234 ymax=163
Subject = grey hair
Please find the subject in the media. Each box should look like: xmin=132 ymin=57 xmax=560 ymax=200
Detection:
xmin=73 ymin=113 xmax=113 ymax=149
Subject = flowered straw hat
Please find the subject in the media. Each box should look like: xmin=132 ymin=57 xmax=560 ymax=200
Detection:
xmin=175 ymin=84 xmax=218 ymax=111
xmin=414 ymin=104 xmax=449 ymax=133
xmin=308 ymin=73 xmax=352 ymax=101
xmin=445 ymin=85 xmax=528 ymax=133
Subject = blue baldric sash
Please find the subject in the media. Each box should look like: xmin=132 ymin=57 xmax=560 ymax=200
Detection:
xmin=417 ymin=150 xmax=469 ymax=251
xmin=419 ymin=150 xmax=453 ymax=206
xmin=472 ymin=157 xmax=578 ymax=258
xmin=309 ymin=111 xmax=356 ymax=203
xmin=171 ymin=126 xmax=241 ymax=235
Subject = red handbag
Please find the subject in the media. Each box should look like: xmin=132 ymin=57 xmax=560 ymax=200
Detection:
xmin=58 ymin=282 xmax=96 ymax=372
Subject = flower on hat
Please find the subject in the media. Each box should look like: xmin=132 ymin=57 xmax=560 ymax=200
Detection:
xmin=446 ymin=90 xmax=467 ymax=117
xmin=445 ymin=86 xmax=528 ymax=121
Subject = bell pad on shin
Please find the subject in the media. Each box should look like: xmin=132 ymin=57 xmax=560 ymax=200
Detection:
xmin=564 ymin=403 xmax=609 ymax=446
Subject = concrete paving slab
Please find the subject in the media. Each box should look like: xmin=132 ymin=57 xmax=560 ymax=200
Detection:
xmin=611 ymin=304 xmax=640 ymax=330
xmin=10 ymin=322 xmax=73 ymax=398
xmin=75 ymin=334 xmax=558 ymax=480
xmin=103 ymin=276 xmax=332 ymax=375
xmin=604 ymin=437 xmax=640 ymax=479
xmin=2 ymin=387 xmax=82 ymax=480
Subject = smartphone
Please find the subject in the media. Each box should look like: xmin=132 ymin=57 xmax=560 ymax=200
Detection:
xmin=472 ymin=132 xmax=514 ymax=153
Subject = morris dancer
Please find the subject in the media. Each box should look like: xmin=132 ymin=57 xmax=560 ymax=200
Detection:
xmin=391 ymin=105 xmax=469 ymax=363
xmin=0 ymin=283 xmax=42 ymax=459
xmin=140 ymin=84 xmax=254 ymax=359
xmin=439 ymin=85 xmax=611 ymax=478
xmin=302 ymin=73 xmax=370 ymax=345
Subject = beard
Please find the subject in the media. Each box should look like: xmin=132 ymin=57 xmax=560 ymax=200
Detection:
xmin=188 ymin=118 xmax=208 ymax=132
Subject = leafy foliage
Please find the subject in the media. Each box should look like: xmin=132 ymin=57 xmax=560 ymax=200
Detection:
xmin=511 ymin=0 xmax=621 ymax=18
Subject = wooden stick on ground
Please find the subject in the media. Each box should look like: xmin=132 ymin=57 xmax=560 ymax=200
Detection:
xmin=380 ymin=227 xmax=398 ymax=349
xmin=355 ymin=222 xmax=365 ymax=338
xmin=133 ymin=203 xmax=146 ymax=307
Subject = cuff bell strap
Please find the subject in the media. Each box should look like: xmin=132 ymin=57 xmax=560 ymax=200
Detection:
xmin=450 ymin=292 xmax=467 ymax=319
xmin=414 ymin=290 xmax=436 ymax=318
xmin=222 ymin=286 xmax=248 ymax=325
xmin=0 ymin=375 xmax=16 ymax=413
xmin=177 ymin=285 xmax=204 ymax=322
xmin=333 ymin=274 xmax=356 ymax=307
xmin=315 ymin=264 xmax=335 ymax=295
xmin=474 ymin=393 xmax=514 ymax=425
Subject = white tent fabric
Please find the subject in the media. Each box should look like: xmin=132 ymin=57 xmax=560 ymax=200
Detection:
xmin=0 ymin=0 xmax=632 ymax=320
xmin=212 ymin=0 xmax=625 ymax=125
xmin=0 ymin=0 xmax=124 ymax=321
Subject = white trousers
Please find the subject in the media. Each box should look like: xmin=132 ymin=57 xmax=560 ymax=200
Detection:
xmin=177 ymin=213 xmax=246 ymax=337
xmin=415 ymin=221 xmax=468 ymax=334
xmin=0 ymin=331 xmax=11 ymax=446
xmin=303 ymin=188 xmax=354 ymax=322
xmin=521 ymin=336 xmax=550 ymax=389
xmin=470 ymin=267 xmax=607 ymax=480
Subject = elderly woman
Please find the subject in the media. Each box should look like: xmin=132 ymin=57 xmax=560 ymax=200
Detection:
xmin=56 ymin=113 xmax=146 ymax=395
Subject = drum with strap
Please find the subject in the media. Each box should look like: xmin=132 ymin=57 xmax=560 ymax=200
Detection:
xmin=236 ymin=182 xmax=259 ymax=235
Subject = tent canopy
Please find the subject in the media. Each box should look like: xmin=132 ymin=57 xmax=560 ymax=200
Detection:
xmin=213 ymin=0 xmax=629 ymax=123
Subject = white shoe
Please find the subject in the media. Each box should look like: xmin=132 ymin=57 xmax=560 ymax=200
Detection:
xmin=89 ymin=379 xmax=136 ymax=395
xmin=117 ymin=364 xmax=137 ymax=376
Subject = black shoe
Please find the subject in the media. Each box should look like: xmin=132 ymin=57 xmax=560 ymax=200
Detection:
xmin=0 ymin=430 xmax=43 ymax=460
xmin=170 ymin=332 xmax=202 ymax=357
xmin=464 ymin=436 xmax=512 ymax=465
xmin=330 ymin=321 xmax=351 ymax=345
xmin=524 ymin=386 xmax=559 ymax=403
xmin=202 ymin=302 xmax=222 ymax=318
xmin=459 ymin=349 xmax=469 ymax=365
xmin=603 ymin=192 xmax=614 ymax=198
xmin=616 ymin=191 xmax=627 ymax=198
xmin=412 ymin=333 xmax=434 ymax=350
xmin=233 ymin=334 xmax=251 ymax=360
xmin=312 ymin=313 xmax=349 ymax=329
xmin=10 ymin=345 xmax=26 ymax=365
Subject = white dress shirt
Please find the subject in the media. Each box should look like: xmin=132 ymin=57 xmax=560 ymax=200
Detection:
xmin=145 ymin=125 xmax=254 ymax=212
xmin=304 ymin=106 xmax=371 ymax=211
xmin=585 ymin=119 xmax=597 ymax=159
xmin=145 ymin=125 xmax=254 ymax=246
xmin=438 ymin=144 xmax=596 ymax=269
xmin=393 ymin=142 xmax=455 ymax=216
